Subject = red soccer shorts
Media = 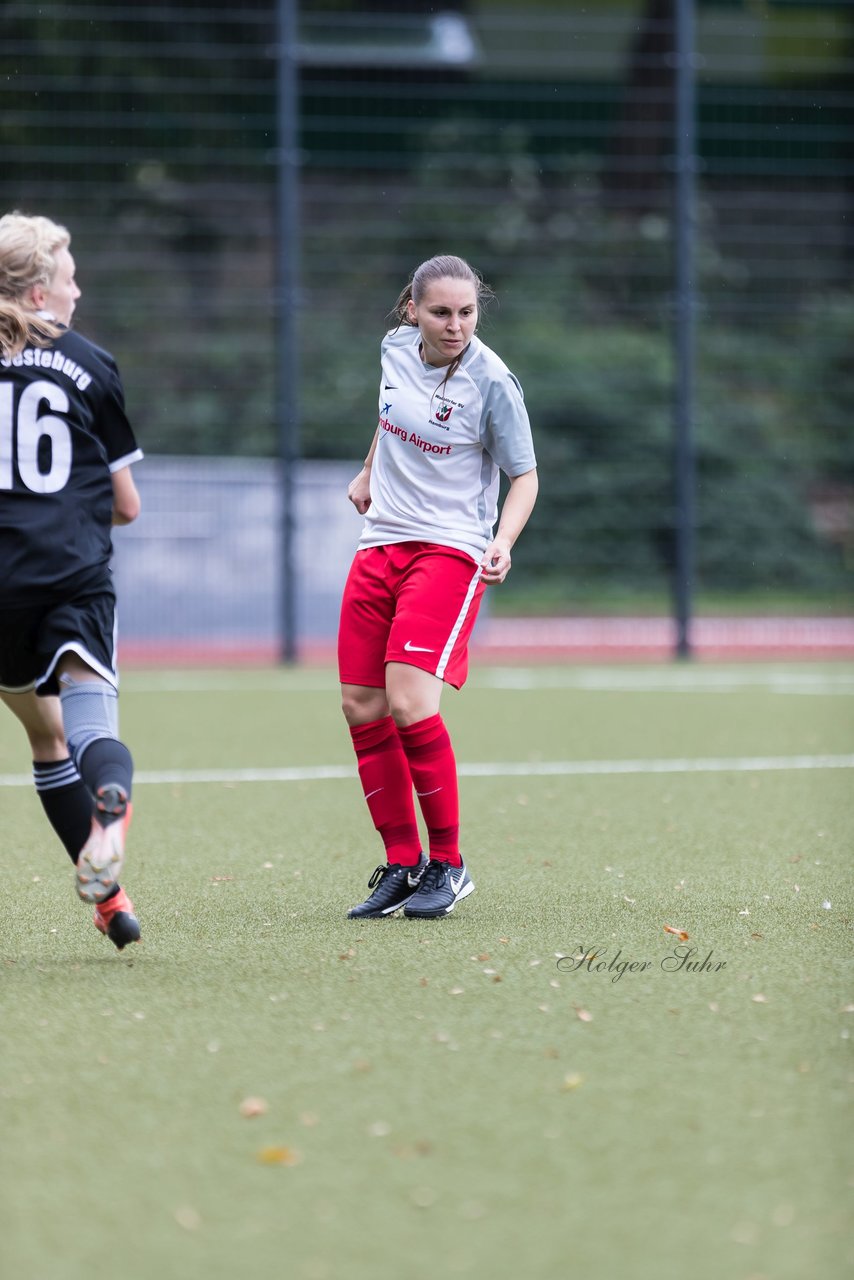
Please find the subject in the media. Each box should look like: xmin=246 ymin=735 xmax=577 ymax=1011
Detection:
xmin=338 ymin=541 xmax=487 ymax=690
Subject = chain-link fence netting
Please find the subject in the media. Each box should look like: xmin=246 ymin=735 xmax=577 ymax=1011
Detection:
xmin=3 ymin=1 xmax=852 ymax=639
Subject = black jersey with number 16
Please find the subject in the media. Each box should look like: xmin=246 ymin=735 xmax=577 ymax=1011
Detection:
xmin=0 ymin=326 xmax=142 ymax=607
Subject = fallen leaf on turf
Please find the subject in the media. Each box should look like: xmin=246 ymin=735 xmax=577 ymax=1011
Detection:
xmin=256 ymin=1145 xmax=301 ymax=1166
xmin=663 ymin=925 xmax=689 ymax=941
xmin=573 ymin=1006 xmax=593 ymax=1023
xmin=410 ymin=1186 xmax=437 ymax=1208
xmin=238 ymin=1096 xmax=268 ymax=1118
xmin=772 ymin=1202 xmax=795 ymax=1228
xmin=174 ymin=1205 xmax=202 ymax=1230
xmin=418 ymin=977 xmax=429 ymax=987
xmin=842 ymin=1004 xmax=854 ymax=1014
xmin=211 ymin=876 xmax=234 ymax=882
xmin=394 ymin=1139 xmax=432 ymax=1158
xmin=338 ymin=948 xmax=356 ymax=960
xmin=752 ymin=993 xmax=768 ymax=1003
xmin=561 ymin=1072 xmax=584 ymax=1091
xmin=449 ymin=987 xmax=464 ymax=995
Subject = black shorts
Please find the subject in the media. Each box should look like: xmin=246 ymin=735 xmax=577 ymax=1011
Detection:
xmin=0 ymin=580 xmax=119 ymax=697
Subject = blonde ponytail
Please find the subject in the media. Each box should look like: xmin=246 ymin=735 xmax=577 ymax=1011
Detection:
xmin=0 ymin=300 xmax=60 ymax=359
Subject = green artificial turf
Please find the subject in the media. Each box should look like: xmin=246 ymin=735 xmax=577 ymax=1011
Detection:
xmin=1 ymin=663 xmax=851 ymax=1280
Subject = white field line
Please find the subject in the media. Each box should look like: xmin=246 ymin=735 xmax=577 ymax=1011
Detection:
xmin=1 ymin=754 xmax=853 ymax=789
xmin=117 ymin=669 xmax=854 ymax=697
xmin=481 ymin=669 xmax=854 ymax=695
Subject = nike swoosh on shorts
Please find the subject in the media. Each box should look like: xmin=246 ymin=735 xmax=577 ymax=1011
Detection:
xmin=404 ymin=641 xmax=434 ymax=653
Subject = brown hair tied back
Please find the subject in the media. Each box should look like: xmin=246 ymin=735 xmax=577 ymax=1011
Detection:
xmin=388 ymin=254 xmax=494 ymax=390
xmin=389 ymin=254 xmax=493 ymax=327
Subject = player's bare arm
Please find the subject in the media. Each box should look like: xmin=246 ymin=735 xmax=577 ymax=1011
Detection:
xmin=480 ymin=467 xmax=539 ymax=584
xmin=347 ymin=427 xmax=379 ymax=515
xmin=111 ymin=465 xmax=141 ymax=525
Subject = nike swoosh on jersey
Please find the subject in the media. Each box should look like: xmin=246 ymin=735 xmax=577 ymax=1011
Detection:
xmin=404 ymin=641 xmax=435 ymax=652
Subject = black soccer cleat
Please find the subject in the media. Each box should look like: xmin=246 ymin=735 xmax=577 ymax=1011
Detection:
xmin=403 ymin=858 xmax=474 ymax=919
xmin=347 ymin=852 xmax=428 ymax=919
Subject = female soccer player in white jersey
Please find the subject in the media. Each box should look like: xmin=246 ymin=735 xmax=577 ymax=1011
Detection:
xmin=0 ymin=211 xmax=142 ymax=949
xmin=339 ymin=254 xmax=538 ymax=919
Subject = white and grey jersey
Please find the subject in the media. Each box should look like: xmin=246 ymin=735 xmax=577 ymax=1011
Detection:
xmin=360 ymin=327 xmax=536 ymax=562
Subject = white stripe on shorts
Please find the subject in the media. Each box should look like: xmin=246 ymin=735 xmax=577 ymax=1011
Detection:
xmin=436 ymin=564 xmax=482 ymax=681
xmin=38 ymin=641 xmax=118 ymax=692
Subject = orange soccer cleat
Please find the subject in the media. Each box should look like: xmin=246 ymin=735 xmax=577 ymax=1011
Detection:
xmin=93 ymin=886 xmax=141 ymax=950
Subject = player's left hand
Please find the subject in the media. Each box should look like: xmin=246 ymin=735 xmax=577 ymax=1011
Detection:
xmin=480 ymin=540 xmax=511 ymax=584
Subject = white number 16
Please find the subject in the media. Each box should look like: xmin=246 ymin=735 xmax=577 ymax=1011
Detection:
xmin=0 ymin=379 xmax=72 ymax=494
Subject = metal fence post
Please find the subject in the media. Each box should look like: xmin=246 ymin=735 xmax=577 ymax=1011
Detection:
xmin=276 ymin=0 xmax=300 ymax=663
xmin=673 ymin=0 xmax=697 ymax=659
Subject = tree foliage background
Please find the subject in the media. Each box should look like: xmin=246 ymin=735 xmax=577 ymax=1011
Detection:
xmin=2 ymin=0 xmax=852 ymax=603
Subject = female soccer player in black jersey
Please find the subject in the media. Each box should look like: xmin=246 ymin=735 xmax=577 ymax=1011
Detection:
xmin=0 ymin=211 xmax=143 ymax=949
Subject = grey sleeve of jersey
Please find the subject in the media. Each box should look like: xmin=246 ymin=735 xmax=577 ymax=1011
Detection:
xmin=480 ymin=373 xmax=537 ymax=477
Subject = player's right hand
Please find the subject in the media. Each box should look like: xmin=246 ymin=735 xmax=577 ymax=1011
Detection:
xmin=347 ymin=467 xmax=372 ymax=514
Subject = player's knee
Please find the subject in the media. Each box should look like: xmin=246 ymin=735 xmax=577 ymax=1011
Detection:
xmin=387 ymin=691 xmax=427 ymax=728
xmin=341 ymin=685 xmax=387 ymax=726
xmin=59 ymin=674 xmax=120 ymax=767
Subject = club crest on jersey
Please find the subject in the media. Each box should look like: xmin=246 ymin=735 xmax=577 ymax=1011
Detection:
xmin=435 ymin=402 xmax=453 ymax=423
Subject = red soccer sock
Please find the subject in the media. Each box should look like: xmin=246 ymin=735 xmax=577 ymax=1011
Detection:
xmin=397 ymin=714 xmax=461 ymax=867
xmin=349 ymin=717 xmax=422 ymax=866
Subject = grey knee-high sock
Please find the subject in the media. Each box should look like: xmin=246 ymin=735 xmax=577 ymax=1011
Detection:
xmin=60 ymin=679 xmax=133 ymax=822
